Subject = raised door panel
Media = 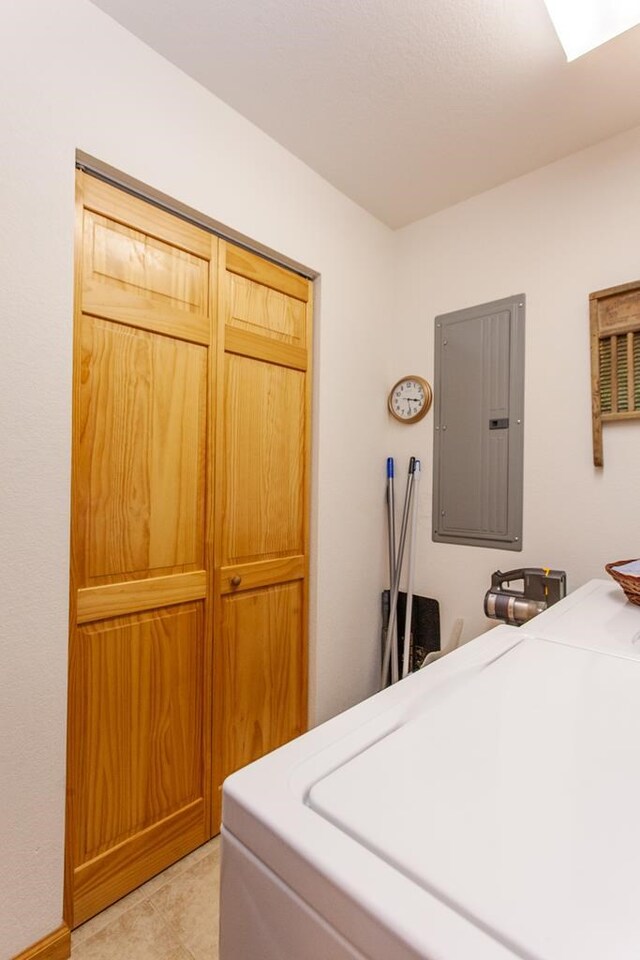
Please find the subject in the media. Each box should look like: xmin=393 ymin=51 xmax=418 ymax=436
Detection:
xmin=71 ymin=603 xmax=204 ymax=865
xmin=223 ymin=245 xmax=308 ymax=372
xmin=81 ymin=203 xmax=211 ymax=345
xmin=221 ymin=353 xmax=305 ymax=566
xmin=220 ymin=582 xmax=304 ymax=776
xmin=227 ymin=272 xmax=306 ymax=347
xmin=84 ymin=211 xmax=209 ymax=311
xmin=76 ymin=318 xmax=207 ymax=587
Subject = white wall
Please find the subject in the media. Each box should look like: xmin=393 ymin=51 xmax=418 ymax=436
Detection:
xmin=393 ymin=125 xmax=640 ymax=650
xmin=0 ymin=2 xmax=394 ymax=954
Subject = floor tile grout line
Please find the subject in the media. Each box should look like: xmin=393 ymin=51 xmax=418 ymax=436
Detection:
xmin=70 ymin=838 xmax=221 ymax=956
xmin=71 ymin=900 xmax=157 ymax=954
xmin=72 ymin=899 xmax=199 ymax=959
xmin=147 ymin=899 xmax=200 ymax=959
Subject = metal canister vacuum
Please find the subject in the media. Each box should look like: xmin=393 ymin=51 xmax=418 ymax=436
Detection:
xmin=484 ymin=568 xmax=567 ymax=626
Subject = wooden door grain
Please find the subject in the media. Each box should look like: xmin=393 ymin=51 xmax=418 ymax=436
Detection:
xmin=213 ymin=243 xmax=312 ymax=827
xmin=220 ymin=582 xmax=304 ymax=773
xmin=67 ymin=173 xmax=312 ymax=917
xmin=66 ymin=173 xmax=216 ymax=926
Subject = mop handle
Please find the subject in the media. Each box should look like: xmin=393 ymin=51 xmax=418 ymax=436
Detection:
xmin=386 ymin=457 xmax=396 ymax=585
xmin=402 ymin=459 xmax=421 ymax=679
xmin=382 ymin=457 xmax=397 ymax=688
xmin=381 ymin=457 xmax=416 ymax=688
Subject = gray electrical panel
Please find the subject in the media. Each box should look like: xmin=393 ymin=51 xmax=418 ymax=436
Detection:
xmin=432 ymin=294 xmax=525 ymax=550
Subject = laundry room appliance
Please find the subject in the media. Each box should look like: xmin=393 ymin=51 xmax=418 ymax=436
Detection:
xmin=220 ymin=580 xmax=640 ymax=960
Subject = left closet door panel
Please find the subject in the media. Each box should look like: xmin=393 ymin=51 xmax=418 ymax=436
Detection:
xmin=66 ymin=173 xmax=216 ymax=927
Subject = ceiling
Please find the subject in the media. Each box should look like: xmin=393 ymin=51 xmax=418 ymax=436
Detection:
xmin=89 ymin=0 xmax=640 ymax=228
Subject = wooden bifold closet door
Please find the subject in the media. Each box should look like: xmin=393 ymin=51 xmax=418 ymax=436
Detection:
xmin=66 ymin=172 xmax=311 ymax=926
xmin=212 ymin=243 xmax=312 ymax=826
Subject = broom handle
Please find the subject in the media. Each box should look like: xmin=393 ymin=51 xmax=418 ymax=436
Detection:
xmin=402 ymin=459 xmax=420 ymax=679
xmin=381 ymin=457 xmax=415 ymax=688
xmin=385 ymin=457 xmax=398 ymax=682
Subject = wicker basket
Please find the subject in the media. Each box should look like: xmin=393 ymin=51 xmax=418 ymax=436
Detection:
xmin=605 ymin=559 xmax=640 ymax=606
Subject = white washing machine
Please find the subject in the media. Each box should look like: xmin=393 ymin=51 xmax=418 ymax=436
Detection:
xmin=220 ymin=580 xmax=640 ymax=960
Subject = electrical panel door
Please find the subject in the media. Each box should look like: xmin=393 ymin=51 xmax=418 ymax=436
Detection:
xmin=432 ymin=295 xmax=525 ymax=549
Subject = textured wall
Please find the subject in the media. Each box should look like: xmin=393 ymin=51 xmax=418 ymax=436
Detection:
xmin=393 ymin=125 xmax=640 ymax=649
xmin=0 ymin=2 xmax=393 ymax=954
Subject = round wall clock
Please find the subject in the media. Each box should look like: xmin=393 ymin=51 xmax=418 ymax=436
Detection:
xmin=388 ymin=375 xmax=433 ymax=423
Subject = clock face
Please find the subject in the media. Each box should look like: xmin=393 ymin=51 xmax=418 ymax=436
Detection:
xmin=388 ymin=376 xmax=432 ymax=423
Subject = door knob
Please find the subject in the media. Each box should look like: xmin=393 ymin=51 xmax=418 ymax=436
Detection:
xmin=230 ymin=575 xmax=242 ymax=588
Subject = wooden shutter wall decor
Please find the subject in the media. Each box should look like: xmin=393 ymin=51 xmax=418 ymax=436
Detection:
xmin=590 ymin=280 xmax=640 ymax=467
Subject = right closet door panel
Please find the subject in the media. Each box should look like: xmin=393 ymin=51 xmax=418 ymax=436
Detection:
xmin=213 ymin=243 xmax=312 ymax=826
xmin=219 ymin=581 xmax=304 ymax=775
xmin=222 ymin=353 xmax=305 ymax=564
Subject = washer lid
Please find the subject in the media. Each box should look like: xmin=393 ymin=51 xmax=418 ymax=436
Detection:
xmin=308 ymin=637 xmax=640 ymax=960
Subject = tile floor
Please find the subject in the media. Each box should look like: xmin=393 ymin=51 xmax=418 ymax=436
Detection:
xmin=71 ymin=838 xmax=220 ymax=959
